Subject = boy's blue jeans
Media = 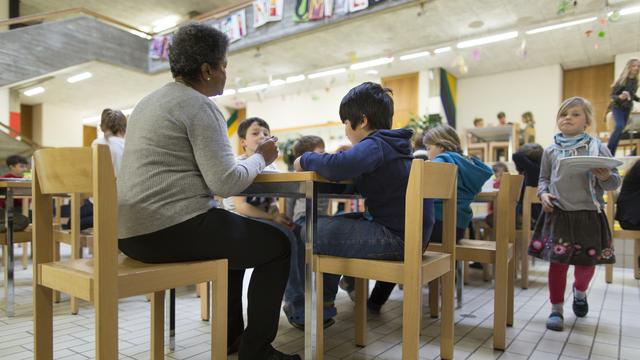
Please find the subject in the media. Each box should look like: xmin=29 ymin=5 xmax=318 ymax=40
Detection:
xmin=283 ymin=213 xmax=404 ymax=323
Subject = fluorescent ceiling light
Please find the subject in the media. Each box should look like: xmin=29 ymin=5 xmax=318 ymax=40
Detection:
xmin=286 ymin=74 xmax=306 ymax=83
xmin=152 ymin=15 xmax=179 ymax=33
xmin=23 ymin=87 xmax=45 ymax=96
xmin=526 ymin=17 xmax=597 ymax=35
xmin=237 ymin=84 xmax=268 ymax=93
xmin=215 ymin=89 xmax=236 ymax=96
xmin=350 ymin=57 xmax=394 ymax=70
xmin=620 ymin=5 xmax=640 ymax=15
xmin=307 ymin=68 xmax=346 ymax=79
xmin=270 ymin=79 xmax=286 ymax=87
xmin=365 ymin=70 xmax=379 ymax=75
xmin=456 ymin=31 xmax=519 ymax=48
xmin=400 ymin=51 xmax=430 ymax=61
xmin=434 ymin=46 xmax=452 ymax=54
xmin=66 ymin=72 xmax=93 ymax=83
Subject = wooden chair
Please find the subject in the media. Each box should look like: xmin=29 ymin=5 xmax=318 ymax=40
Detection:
xmin=428 ymin=173 xmax=523 ymax=350
xmin=51 ymin=194 xmax=94 ymax=314
xmin=605 ymin=191 xmax=640 ymax=282
xmin=468 ymin=143 xmax=489 ymax=162
xmin=313 ymin=160 xmax=457 ymax=360
xmin=520 ymin=186 xmax=540 ymax=289
xmin=32 ymin=146 xmax=228 ymax=360
xmin=489 ymin=141 xmax=510 ymax=162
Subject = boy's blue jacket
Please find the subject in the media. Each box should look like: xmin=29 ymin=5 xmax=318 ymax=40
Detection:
xmin=432 ymin=152 xmax=493 ymax=229
xmin=300 ymin=128 xmax=434 ymax=240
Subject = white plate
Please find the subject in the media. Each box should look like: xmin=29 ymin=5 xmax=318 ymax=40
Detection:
xmin=558 ymin=156 xmax=623 ymax=175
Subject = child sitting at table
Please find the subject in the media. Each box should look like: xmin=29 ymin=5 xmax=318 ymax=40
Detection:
xmin=222 ymin=117 xmax=295 ymax=353
xmin=284 ymin=82 xmax=435 ymax=327
xmin=512 ymin=143 xmax=543 ymax=226
xmin=0 ymin=155 xmax=30 ymax=232
xmin=365 ymin=124 xmax=493 ymax=312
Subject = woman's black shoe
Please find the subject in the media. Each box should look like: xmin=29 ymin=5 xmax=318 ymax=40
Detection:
xmin=267 ymin=345 xmax=301 ymax=359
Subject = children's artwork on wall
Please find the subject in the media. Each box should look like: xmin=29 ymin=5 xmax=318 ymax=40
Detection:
xmin=324 ymin=0 xmax=334 ymax=16
xmin=221 ymin=9 xmax=247 ymax=43
xmin=333 ymin=0 xmax=349 ymax=15
xmin=268 ymin=0 xmax=284 ymax=21
xmin=293 ymin=0 xmax=310 ymax=22
xmin=349 ymin=0 xmax=368 ymax=13
xmin=253 ymin=0 xmax=269 ymax=27
xmin=149 ymin=34 xmax=172 ymax=60
xmin=309 ymin=0 xmax=325 ymax=20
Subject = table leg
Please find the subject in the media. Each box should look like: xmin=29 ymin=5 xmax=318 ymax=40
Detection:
xmin=170 ymin=288 xmax=175 ymax=351
xmin=304 ymin=181 xmax=318 ymax=359
xmin=4 ymin=188 xmax=15 ymax=316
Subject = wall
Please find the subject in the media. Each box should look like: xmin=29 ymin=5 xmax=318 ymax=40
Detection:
xmin=457 ymin=65 xmax=563 ymax=148
xmin=615 ymin=51 xmax=640 ymax=76
xmin=37 ymin=104 xmax=84 ymax=147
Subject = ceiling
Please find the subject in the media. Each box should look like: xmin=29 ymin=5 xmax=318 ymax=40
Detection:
xmin=19 ymin=0 xmax=243 ymax=32
xmin=16 ymin=0 xmax=640 ymax=122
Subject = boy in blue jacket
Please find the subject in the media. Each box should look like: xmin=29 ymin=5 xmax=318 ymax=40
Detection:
xmin=283 ymin=82 xmax=435 ymax=328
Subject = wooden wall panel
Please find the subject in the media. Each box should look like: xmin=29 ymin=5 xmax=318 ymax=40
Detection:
xmin=382 ymin=73 xmax=419 ymax=129
xmin=563 ymin=63 xmax=614 ymax=134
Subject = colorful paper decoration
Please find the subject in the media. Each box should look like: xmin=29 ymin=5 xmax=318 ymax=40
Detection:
xmin=309 ymin=0 xmax=326 ymax=20
xmin=557 ymin=0 xmax=577 ymax=15
xmin=471 ymin=48 xmax=481 ymax=60
xmin=268 ymin=0 xmax=284 ymax=21
xmin=585 ymin=29 xmax=593 ymax=37
xmin=609 ymin=9 xmax=621 ymax=22
xmin=324 ymin=0 xmax=335 ymax=16
xmin=253 ymin=0 xmax=269 ymax=28
xmin=516 ymin=39 xmax=528 ymax=59
xmin=220 ymin=10 xmax=247 ymax=43
xmin=597 ymin=30 xmax=606 ymax=38
xmin=349 ymin=0 xmax=369 ymax=13
xmin=149 ymin=34 xmax=173 ymax=60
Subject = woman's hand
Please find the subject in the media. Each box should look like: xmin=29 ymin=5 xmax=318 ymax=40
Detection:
xmin=592 ymin=168 xmax=611 ymax=182
xmin=540 ymin=193 xmax=556 ymax=213
xmin=271 ymin=212 xmax=293 ymax=228
xmin=256 ymin=136 xmax=279 ymax=165
xmin=293 ymin=156 xmax=303 ymax=171
xmin=619 ymin=91 xmax=630 ymax=100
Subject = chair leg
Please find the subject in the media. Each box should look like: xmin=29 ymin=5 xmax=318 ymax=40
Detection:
xmin=493 ymin=259 xmax=508 ymax=350
xmin=428 ymin=280 xmax=439 ymax=318
xmin=53 ymin=243 xmax=61 ymax=303
xmin=355 ymin=278 xmax=367 ymax=347
xmin=21 ymin=243 xmax=28 ymax=269
xmin=402 ymin=274 xmax=421 ymax=360
xmin=456 ymin=261 xmax=463 ymax=309
xmin=95 ymin=286 xmax=118 ymax=359
xmin=507 ymin=257 xmax=515 ymax=327
xmin=463 ymin=261 xmax=470 ymax=285
xmin=151 ymin=291 xmax=165 ymax=360
xmin=521 ymin=239 xmax=530 ymax=289
xmin=34 ymin=284 xmax=54 ymax=359
xmin=482 ymin=263 xmax=492 ymax=282
xmin=200 ymin=282 xmax=210 ymax=321
xmin=212 ymin=262 xmax=227 ymax=360
xmin=605 ymin=263 xmax=613 ymax=284
xmin=316 ymin=271 xmax=324 ymax=360
xmin=440 ymin=271 xmax=455 ymax=360
xmin=70 ymin=242 xmax=81 ymax=315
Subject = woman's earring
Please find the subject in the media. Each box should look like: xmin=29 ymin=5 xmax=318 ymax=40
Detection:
xmin=207 ymin=77 xmax=211 ymax=81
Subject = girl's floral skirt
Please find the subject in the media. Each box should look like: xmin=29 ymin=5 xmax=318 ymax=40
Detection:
xmin=528 ymin=209 xmax=615 ymax=265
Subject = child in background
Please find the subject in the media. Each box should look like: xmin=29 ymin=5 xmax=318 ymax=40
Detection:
xmin=222 ymin=117 xmax=294 ymax=353
xmin=492 ymin=162 xmax=508 ymax=189
xmin=285 ymin=82 xmax=435 ymax=325
xmin=528 ymin=97 xmax=620 ymax=332
xmin=513 ymin=143 xmax=544 ymax=225
xmin=0 ymin=155 xmax=30 ymax=232
xmin=291 ymin=135 xmax=328 ymax=223
xmin=366 ymin=124 xmax=492 ymax=313
xmin=413 ymin=131 xmax=429 ymax=160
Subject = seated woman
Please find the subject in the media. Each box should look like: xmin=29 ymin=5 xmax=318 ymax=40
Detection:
xmin=617 ymin=160 xmax=640 ymax=230
xmin=117 ymin=24 xmax=299 ymax=360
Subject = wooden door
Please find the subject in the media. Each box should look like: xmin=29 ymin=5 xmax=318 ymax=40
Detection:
xmin=83 ymin=126 xmax=97 ymax=147
xmin=563 ymin=63 xmax=614 ymax=134
xmin=382 ymin=73 xmax=419 ymax=129
xmin=20 ymin=104 xmax=33 ymax=140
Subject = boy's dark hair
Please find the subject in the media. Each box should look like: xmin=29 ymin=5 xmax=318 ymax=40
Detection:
xmin=339 ymin=82 xmax=394 ymax=130
xmin=497 ymin=111 xmax=506 ymax=119
xmin=293 ymin=135 xmax=325 ymax=158
xmin=237 ymin=117 xmax=270 ymax=139
xmin=473 ymin=117 xmax=484 ymax=126
xmin=6 ymin=155 xmax=28 ymax=167
xmin=517 ymin=143 xmax=544 ymax=164
xmin=492 ymin=162 xmax=509 ymax=174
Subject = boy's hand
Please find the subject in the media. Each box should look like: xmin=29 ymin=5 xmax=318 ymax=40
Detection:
xmin=592 ymin=168 xmax=611 ymax=181
xmin=256 ymin=136 xmax=279 ymax=165
xmin=272 ymin=212 xmax=293 ymax=228
xmin=293 ymin=156 xmax=304 ymax=171
xmin=540 ymin=193 xmax=556 ymax=213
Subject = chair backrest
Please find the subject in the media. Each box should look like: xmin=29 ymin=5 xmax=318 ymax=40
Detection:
xmin=495 ymin=174 xmax=524 ymax=248
xmin=404 ymin=160 xmax=458 ymax=268
xmin=32 ymin=145 xmax=117 ymax=294
xmin=605 ymin=190 xmax=617 ymax=234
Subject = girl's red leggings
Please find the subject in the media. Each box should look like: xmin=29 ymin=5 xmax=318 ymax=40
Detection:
xmin=548 ymin=262 xmax=595 ymax=304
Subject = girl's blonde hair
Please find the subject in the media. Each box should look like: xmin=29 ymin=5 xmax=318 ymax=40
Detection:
xmin=557 ymin=96 xmax=593 ymax=126
xmin=423 ymin=124 xmax=463 ymax=154
xmin=612 ymin=58 xmax=640 ymax=88
xmin=521 ymin=111 xmax=534 ymax=126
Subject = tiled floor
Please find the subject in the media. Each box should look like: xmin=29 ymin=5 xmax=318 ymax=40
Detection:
xmin=1 ymin=246 xmax=639 ymax=359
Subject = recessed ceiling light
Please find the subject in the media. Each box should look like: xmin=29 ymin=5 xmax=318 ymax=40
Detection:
xmin=526 ymin=17 xmax=597 ymax=35
xmin=434 ymin=46 xmax=452 ymax=54
xmin=66 ymin=72 xmax=93 ymax=83
xmin=468 ymin=20 xmax=484 ymax=29
xmin=350 ymin=57 xmax=394 ymax=70
xmin=237 ymin=84 xmax=268 ymax=93
xmin=400 ymin=51 xmax=430 ymax=61
xmin=285 ymin=74 xmax=306 ymax=83
xmin=307 ymin=68 xmax=346 ymax=79
xmin=456 ymin=31 xmax=519 ymax=48
xmin=270 ymin=79 xmax=286 ymax=87
xmin=365 ymin=70 xmax=379 ymax=75
xmin=23 ymin=87 xmax=45 ymax=96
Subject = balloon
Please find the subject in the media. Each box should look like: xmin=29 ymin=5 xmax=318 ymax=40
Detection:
xmin=609 ymin=10 xmax=621 ymax=22
xmin=472 ymin=48 xmax=481 ymax=60
xmin=585 ymin=29 xmax=593 ymax=37
xmin=598 ymin=30 xmax=605 ymax=38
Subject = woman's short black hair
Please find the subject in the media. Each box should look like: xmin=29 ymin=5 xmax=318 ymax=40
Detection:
xmin=339 ymin=82 xmax=394 ymax=130
xmin=169 ymin=23 xmax=229 ymax=82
